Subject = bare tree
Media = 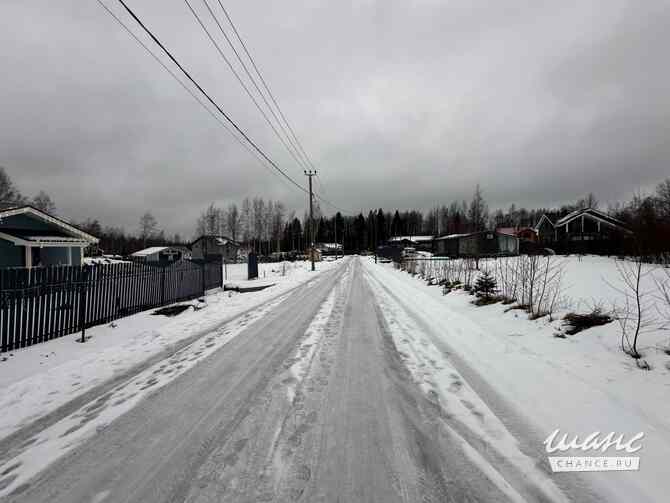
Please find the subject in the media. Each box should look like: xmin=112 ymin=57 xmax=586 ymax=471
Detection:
xmin=226 ymin=203 xmax=240 ymax=242
xmin=468 ymin=184 xmax=488 ymax=231
xmin=241 ymin=197 xmax=252 ymax=243
xmin=264 ymin=200 xmax=274 ymax=252
xmin=531 ymin=257 xmax=565 ymax=319
xmin=252 ymin=197 xmax=265 ymax=251
xmin=577 ymin=192 xmax=599 ymax=209
xmin=139 ymin=211 xmax=158 ymax=246
xmin=655 ymin=178 xmax=670 ymax=220
xmin=195 ymin=203 xmax=222 ymax=237
xmin=0 ymin=166 xmax=25 ymax=206
xmin=32 ymin=190 xmax=56 ymax=213
xmin=272 ymin=202 xmax=285 ymax=252
xmin=610 ymin=256 xmax=655 ymax=363
xmin=655 ymin=264 xmax=670 ymax=331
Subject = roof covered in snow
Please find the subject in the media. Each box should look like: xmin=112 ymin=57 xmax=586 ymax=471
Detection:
xmin=388 ymin=235 xmax=434 ymax=243
xmin=433 ymin=233 xmax=473 ymax=241
xmin=131 ymin=246 xmax=173 ymax=257
xmin=191 ymin=235 xmax=239 ymax=247
xmin=317 ymin=242 xmax=343 ymax=249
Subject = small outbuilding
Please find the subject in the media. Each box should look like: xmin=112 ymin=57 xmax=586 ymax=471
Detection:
xmin=191 ymin=235 xmax=240 ymax=262
xmin=0 ymin=205 xmax=98 ymax=268
xmin=131 ymin=246 xmax=184 ymax=263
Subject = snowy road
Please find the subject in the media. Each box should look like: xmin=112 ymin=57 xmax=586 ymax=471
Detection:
xmin=3 ymin=258 xmax=588 ymax=502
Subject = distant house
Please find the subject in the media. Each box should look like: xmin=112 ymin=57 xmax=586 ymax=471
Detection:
xmin=191 ymin=235 xmax=240 ymax=262
xmin=0 ymin=205 xmax=98 ymax=268
xmin=534 ymin=208 xmax=632 ymax=254
xmin=387 ymin=235 xmax=434 ymax=252
xmin=433 ymin=231 xmax=518 ymax=257
xmin=496 ymin=227 xmax=537 ymax=242
xmin=131 ymin=246 xmax=184 ymax=263
xmin=316 ymin=242 xmax=343 ymax=256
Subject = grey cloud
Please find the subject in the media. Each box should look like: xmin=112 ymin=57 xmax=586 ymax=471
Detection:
xmin=1 ymin=0 xmax=668 ymax=236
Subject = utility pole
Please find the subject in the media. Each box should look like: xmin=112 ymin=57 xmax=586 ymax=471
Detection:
xmin=334 ymin=215 xmax=338 ymax=260
xmin=304 ymin=170 xmax=316 ymax=271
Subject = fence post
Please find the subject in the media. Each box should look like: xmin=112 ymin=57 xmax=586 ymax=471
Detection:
xmin=201 ymin=262 xmax=206 ymax=296
xmin=160 ymin=265 xmax=166 ymax=305
xmin=79 ymin=267 xmax=88 ymax=343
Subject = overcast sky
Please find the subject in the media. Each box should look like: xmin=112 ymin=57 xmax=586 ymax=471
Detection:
xmin=1 ymin=0 xmax=669 ymax=237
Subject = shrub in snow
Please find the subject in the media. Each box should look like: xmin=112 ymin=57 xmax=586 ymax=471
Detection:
xmin=486 ymin=255 xmax=564 ymax=320
xmin=609 ymin=255 xmax=656 ymax=361
xmin=654 ymin=265 xmax=670 ymax=330
xmin=562 ymin=309 xmax=613 ymax=335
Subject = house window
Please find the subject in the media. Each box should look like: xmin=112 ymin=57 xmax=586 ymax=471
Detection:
xmin=31 ymin=247 xmax=43 ymax=267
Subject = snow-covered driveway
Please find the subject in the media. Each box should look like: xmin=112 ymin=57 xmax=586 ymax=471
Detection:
xmin=0 ymin=257 xmax=661 ymax=501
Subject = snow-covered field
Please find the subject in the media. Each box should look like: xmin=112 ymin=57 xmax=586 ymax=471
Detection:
xmin=364 ymin=255 xmax=670 ymax=503
xmin=0 ymin=260 xmax=340 ymax=444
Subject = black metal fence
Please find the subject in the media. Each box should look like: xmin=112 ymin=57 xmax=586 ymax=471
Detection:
xmin=0 ymin=260 xmax=222 ymax=353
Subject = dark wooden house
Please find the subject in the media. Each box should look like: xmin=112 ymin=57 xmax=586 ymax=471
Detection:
xmin=534 ymin=208 xmax=632 ymax=254
xmin=433 ymin=231 xmax=518 ymax=257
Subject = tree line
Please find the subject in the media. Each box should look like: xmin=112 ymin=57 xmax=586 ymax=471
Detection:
xmin=2 ymin=166 xmax=669 ymax=257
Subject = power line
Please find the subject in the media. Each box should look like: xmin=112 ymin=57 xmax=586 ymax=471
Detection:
xmin=99 ymin=0 xmax=350 ymax=214
xmin=216 ymin=1 xmax=351 ymax=214
xmin=183 ymin=0 xmax=310 ymax=173
xmin=95 ymin=0 xmax=297 ymax=193
xmin=216 ymin=0 xmax=318 ymax=172
xmin=112 ymin=0 xmax=308 ymax=194
xmin=200 ymin=0 xmax=307 ymax=169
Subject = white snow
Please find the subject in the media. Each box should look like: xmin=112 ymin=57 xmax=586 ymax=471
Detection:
xmin=0 ymin=292 xmax=292 ymax=497
xmin=82 ymin=255 xmax=128 ymax=265
xmin=364 ymin=255 xmax=670 ymax=503
xmin=223 ymin=261 xmax=307 ymax=281
xmin=0 ymin=260 xmax=340 ymax=444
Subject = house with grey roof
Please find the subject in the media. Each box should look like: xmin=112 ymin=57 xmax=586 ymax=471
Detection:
xmin=0 ymin=205 xmax=98 ymax=268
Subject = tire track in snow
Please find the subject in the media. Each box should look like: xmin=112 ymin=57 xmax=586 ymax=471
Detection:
xmin=363 ymin=264 xmax=571 ymax=503
xmin=0 ymin=291 xmax=294 ymax=498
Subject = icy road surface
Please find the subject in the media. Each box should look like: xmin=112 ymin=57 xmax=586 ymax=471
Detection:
xmin=1 ymin=258 xmax=591 ymax=502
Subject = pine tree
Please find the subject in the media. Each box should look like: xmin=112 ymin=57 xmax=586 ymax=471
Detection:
xmin=474 ymin=270 xmax=497 ymax=299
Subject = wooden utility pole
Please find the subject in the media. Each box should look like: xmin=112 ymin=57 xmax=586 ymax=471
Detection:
xmin=334 ymin=215 xmax=338 ymax=260
xmin=304 ymin=170 xmax=317 ymax=271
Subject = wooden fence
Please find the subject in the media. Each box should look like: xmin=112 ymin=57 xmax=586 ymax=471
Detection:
xmin=0 ymin=260 xmax=222 ymax=353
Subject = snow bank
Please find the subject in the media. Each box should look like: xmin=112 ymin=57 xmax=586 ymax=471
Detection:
xmin=364 ymin=256 xmax=670 ymax=503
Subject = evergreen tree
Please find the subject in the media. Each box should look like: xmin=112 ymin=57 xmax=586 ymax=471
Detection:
xmin=474 ymin=270 xmax=497 ymax=299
